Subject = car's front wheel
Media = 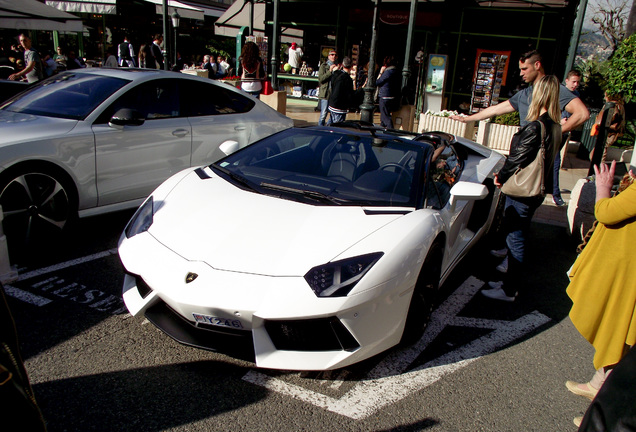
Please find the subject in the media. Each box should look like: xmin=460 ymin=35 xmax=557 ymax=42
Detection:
xmin=0 ymin=166 xmax=76 ymax=253
xmin=400 ymin=240 xmax=443 ymax=345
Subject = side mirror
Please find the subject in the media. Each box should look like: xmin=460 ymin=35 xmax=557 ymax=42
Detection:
xmin=448 ymin=181 xmax=488 ymax=212
xmin=219 ymin=140 xmax=240 ymax=156
xmin=109 ymin=108 xmax=145 ymax=128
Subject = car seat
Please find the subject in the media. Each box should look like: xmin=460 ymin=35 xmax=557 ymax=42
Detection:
xmin=322 ymin=141 xmax=364 ymax=182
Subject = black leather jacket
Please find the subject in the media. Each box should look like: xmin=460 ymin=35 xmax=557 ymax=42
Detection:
xmin=497 ymin=112 xmax=561 ymax=193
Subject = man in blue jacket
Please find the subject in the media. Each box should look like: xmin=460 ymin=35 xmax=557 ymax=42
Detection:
xmin=376 ymin=56 xmax=402 ymax=128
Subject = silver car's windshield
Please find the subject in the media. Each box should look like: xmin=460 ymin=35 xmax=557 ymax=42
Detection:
xmin=0 ymin=73 xmax=129 ymax=120
xmin=215 ymin=129 xmax=429 ymax=207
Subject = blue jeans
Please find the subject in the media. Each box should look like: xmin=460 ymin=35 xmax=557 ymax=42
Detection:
xmin=501 ymin=194 xmax=543 ymax=296
xmin=319 ymin=99 xmax=330 ymax=126
xmin=329 ymin=109 xmax=346 ymax=124
xmin=553 ymin=152 xmax=561 ymax=197
xmin=553 ymin=133 xmax=569 ymax=197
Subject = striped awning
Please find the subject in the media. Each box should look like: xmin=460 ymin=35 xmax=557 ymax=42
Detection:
xmin=46 ymin=0 xmax=117 ymax=15
xmin=0 ymin=0 xmax=84 ymax=31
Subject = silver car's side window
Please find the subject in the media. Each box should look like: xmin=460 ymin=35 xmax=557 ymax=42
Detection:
xmin=97 ymin=79 xmax=180 ymax=123
xmin=182 ymin=81 xmax=256 ymax=116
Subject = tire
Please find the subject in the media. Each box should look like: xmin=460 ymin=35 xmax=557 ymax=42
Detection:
xmin=0 ymin=166 xmax=77 ymax=253
xmin=400 ymin=241 xmax=443 ymax=345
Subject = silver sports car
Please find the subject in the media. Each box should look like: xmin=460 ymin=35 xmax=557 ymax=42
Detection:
xmin=0 ymin=69 xmax=292 ymax=249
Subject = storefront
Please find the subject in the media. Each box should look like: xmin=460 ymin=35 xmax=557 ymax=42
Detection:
xmin=226 ymin=0 xmax=581 ymax=114
xmin=22 ymin=0 xmax=229 ymax=63
xmin=5 ymin=0 xmax=582 ymax=115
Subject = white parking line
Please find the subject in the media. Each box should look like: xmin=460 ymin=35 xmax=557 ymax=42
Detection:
xmin=16 ymin=249 xmax=118 ymax=282
xmin=6 ymin=249 xmax=120 ymax=310
xmin=242 ymin=276 xmax=551 ymax=419
xmin=3 ymin=284 xmax=52 ymax=306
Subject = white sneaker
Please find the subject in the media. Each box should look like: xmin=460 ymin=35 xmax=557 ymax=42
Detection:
xmin=496 ymin=256 xmax=508 ymax=273
xmin=487 ymin=281 xmax=504 ymax=289
xmin=490 ymin=248 xmax=508 ymax=258
xmin=481 ymin=285 xmax=517 ymax=302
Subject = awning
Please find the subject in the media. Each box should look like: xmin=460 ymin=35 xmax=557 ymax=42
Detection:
xmin=0 ymin=0 xmax=84 ymax=32
xmin=214 ymin=0 xmax=303 ymax=43
xmin=144 ymin=0 xmax=205 ymax=20
xmin=381 ymin=0 xmax=566 ymax=4
xmin=180 ymin=1 xmax=225 ymax=17
xmin=45 ymin=0 xmax=117 ymax=15
xmin=475 ymin=0 xmax=568 ymax=6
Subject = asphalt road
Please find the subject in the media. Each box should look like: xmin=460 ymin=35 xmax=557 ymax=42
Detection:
xmin=5 ymin=210 xmax=596 ymax=432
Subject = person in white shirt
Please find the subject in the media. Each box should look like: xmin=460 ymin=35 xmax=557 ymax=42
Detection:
xmin=118 ymin=36 xmax=135 ymax=67
xmin=104 ymin=49 xmax=119 ymax=68
xmin=219 ymin=56 xmax=230 ymax=75
xmin=288 ymin=42 xmax=303 ymax=74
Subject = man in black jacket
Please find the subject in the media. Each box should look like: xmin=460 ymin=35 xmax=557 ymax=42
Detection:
xmin=327 ymin=57 xmax=354 ymax=124
xmin=151 ymin=34 xmax=164 ymax=70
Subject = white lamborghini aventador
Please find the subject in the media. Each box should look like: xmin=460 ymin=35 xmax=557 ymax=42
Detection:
xmin=119 ymin=122 xmax=506 ymax=371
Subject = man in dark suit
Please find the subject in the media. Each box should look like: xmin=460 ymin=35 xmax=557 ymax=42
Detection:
xmin=151 ymin=34 xmax=164 ymax=70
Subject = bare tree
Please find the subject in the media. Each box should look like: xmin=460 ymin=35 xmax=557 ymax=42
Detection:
xmin=590 ymin=0 xmax=631 ymax=53
xmin=626 ymin=0 xmax=636 ymax=37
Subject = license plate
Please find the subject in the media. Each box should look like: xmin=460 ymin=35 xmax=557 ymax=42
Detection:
xmin=193 ymin=313 xmax=243 ymax=329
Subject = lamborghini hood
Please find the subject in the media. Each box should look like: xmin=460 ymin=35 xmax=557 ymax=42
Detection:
xmin=146 ymin=169 xmax=408 ymax=276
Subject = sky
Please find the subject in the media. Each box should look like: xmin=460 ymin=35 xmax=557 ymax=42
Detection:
xmin=583 ymin=0 xmax=634 ymax=29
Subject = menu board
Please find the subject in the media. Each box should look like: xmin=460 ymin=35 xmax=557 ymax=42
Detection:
xmin=470 ymin=50 xmax=510 ymax=113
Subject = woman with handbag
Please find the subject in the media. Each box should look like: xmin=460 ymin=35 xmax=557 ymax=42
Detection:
xmin=481 ymin=75 xmax=562 ymax=302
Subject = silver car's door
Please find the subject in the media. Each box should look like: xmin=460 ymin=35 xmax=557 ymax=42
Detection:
xmin=92 ymin=79 xmax=191 ymax=206
xmin=180 ymin=80 xmax=255 ymax=165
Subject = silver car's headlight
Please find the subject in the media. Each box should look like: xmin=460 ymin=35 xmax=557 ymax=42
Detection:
xmin=304 ymin=253 xmax=384 ymax=297
xmin=125 ymin=196 xmax=154 ymax=238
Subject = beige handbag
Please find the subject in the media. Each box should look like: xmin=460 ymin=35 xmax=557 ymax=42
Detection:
xmin=501 ymin=120 xmax=546 ymax=198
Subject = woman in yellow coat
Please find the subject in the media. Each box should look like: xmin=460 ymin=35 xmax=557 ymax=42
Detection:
xmin=566 ymin=160 xmax=636 ymax=402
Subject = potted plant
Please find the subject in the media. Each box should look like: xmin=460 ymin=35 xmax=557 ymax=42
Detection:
xmin=476 ymin=111 xmax=520 ymax=155
xmin=418 ymin=110 xmax=475 ymax=139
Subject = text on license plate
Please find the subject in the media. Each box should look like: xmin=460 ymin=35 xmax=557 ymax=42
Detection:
xmin=193 ymin=313 xmax=243 ymax=329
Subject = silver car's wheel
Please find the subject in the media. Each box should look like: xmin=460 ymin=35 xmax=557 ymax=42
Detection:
xmin=0 ymin=169 xmax=75 ymax=249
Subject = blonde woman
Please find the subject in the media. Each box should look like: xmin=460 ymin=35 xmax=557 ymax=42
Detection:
xmin=482 ymin=75 xmax=562 ymax=302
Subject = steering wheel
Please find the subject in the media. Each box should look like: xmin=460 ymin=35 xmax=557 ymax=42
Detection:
xmin=379 ymin=162 xmax=413 ymax=182
xmin=379 ymin=163 xmax=414 ymax=204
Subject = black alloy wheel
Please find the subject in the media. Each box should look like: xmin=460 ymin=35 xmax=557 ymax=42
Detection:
xmin=0 ymin=169 xmax=75 ymax=253
xmin=400 ymin=241 xmax=443 ymax=346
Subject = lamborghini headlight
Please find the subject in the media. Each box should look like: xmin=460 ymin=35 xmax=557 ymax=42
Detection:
xmin=304 ymin=252 xmax=384 ymax=297
xmin=125 ymin=196 xmax=154 ymax=238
